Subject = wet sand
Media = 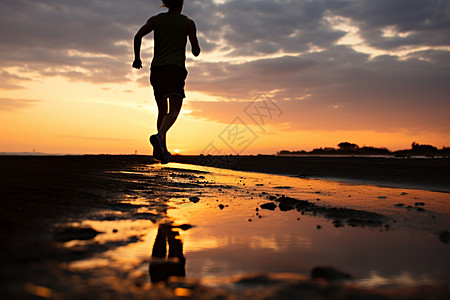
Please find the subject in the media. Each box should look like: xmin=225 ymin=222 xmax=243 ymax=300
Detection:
xmin=171 ymin=155 xmax=450 ymax=193
xmin=1 ymin=155 xmax=449 ymax=299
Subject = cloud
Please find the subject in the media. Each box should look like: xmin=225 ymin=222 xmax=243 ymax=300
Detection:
xmin=0 ymin=0 xmax=160 ymax=84
xmin=332 ymin=0 xmax=450 ymax=50
xmin=187 ymin=45 xmax=449 ymax=98
xmin=185 ymin=44 xmax=450 ymax=132
xmin=0 ymin=71 xmax=31 ymax=90
xmin=0 ymin=98 xmax=42 ymax=112
xmin=2 ymin=0 xmax=448 ymax=81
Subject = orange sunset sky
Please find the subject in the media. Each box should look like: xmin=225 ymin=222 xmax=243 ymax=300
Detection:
xmin=1 ymin=0 xmax=449 ymax=155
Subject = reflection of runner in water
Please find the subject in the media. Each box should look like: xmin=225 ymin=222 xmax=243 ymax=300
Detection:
xmin=149 ymin=224 xmax=186 ymax=283
xmin=133 ymin=0 xmax=201 ymax=164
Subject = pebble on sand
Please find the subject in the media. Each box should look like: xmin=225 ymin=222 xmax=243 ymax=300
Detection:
xmin=260 ymin=202 xmax=277 ymax=211
xmin=189 ymin=196 xmax=200 ymax=203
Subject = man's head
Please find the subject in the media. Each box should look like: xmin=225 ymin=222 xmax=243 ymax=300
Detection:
xmin=161 ymin=0 xmax=184 ymax=10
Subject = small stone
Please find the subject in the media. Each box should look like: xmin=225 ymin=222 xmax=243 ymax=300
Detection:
xmin=189 ymin=196 xmax=200 ymax=203
xmin=316 ymin=225 xmax=322 ymax=230
xmin=112 ymin=229 xmax=118 ymax=233
xmin=415 ymin=202 xmax=425 ymax=206
xmin=219 ymin=204 xmax=225 ymax=210
xmin=260 ymin=203 xmax=277 ymax=211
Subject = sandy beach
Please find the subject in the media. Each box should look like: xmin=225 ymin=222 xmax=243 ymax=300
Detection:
xmin=1 ymin=155 xmax=449 ymax=299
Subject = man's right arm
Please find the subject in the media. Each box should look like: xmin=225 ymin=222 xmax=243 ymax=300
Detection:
xmin=187 ymin=18 xmax=201 ymax=57
xmin=133 ymin=16 xmax=156 ymax=69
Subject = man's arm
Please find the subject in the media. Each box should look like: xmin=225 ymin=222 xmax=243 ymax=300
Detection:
xmin=132 ymin=16 xmax=156 ymax=69
xmin=187 ymin=18 xmax=201 ymax=57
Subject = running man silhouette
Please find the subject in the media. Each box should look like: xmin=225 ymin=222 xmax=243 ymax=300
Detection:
xmin=133 ymin=0 xmax=200 ymax=164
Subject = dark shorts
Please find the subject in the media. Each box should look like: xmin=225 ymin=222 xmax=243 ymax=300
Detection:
xmin=150 ymin=64 xmax=188 ymax=99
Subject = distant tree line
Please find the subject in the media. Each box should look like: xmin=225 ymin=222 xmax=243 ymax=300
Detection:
xmin=277 ymin=142 xmax=450 ymax=157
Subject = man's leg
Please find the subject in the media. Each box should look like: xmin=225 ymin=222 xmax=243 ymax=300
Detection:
xmin=155 ymin=97 xmax=168 ymax=132
xmin=158 ymin=94 xmax=183 ymax=151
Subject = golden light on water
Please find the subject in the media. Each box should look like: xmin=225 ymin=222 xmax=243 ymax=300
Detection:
xmin=57 ymin=164 xmax=450 ymax=287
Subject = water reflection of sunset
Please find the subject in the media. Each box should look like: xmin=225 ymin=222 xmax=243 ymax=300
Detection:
xmin=54 ymin=162 xmax=450 ymax=290
xmin=165 ymin=164 xmax=450 ymax=284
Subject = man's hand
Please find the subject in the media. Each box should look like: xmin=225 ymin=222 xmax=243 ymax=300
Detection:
xmin=132 ymin=59 xmax=142 ymax=69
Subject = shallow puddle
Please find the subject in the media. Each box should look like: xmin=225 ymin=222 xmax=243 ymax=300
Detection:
xmin=60 ymin=162 xmax=450 ymax=289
